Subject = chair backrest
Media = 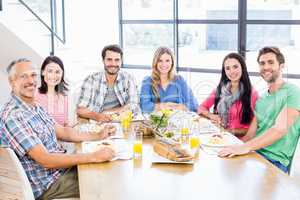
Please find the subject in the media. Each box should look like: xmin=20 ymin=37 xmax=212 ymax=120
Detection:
xmin=0 ymin=147 xmax=35 ymax=200
xmin=290 ymin=137 xmax=300 ymax=179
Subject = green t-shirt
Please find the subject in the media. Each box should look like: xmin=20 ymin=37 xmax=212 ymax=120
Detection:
xmin=255 ymin=83 xmax=300 ymax=167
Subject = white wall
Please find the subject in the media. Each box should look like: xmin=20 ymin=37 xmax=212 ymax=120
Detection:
xmin=0 ymin=23 xmax=43 ymax=105
xmin=62 ymin=1 xmax=119 ymax=79
xmin=57 ymin=1 xmax=120 ymax=124
xmin=0 ymin=1 xmax=119 ymax=107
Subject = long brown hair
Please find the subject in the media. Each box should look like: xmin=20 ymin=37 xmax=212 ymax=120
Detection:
xmin=39 ymin=56 xmax=68 ymax=95
xmin=151 ymin=47 xmax=175 ymax=102
xmin=214 ymin=53 xmax=253 ymax=124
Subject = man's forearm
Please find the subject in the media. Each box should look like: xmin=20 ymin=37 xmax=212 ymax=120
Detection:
xmin=40 ymin=152 xmax=94 ymax=169
xmin=28 ymin=146 xmax=96 ymax=169
xmin=77 ymin=107 xmax=99 ymax=121
xmin=104 ymin=105 xmax=126 ymax=114
xmin=244 ymin=127 xmax=285 ymax=151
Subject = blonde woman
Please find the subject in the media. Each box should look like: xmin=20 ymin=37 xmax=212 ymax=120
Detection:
xmin=140 ymin=47 xmax=198 ymax=113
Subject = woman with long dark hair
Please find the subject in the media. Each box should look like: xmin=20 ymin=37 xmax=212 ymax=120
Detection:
xmin=36 ymin=55 xmax=69 ymax=126
xmin=140 ymin=46 xmax=198 ymax=113
xmin=198 ymin=53 xmax=258 ymax=137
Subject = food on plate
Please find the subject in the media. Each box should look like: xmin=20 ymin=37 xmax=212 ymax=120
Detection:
xmin=133 ymin=121 xmax=155 ymax=138
xmin=108 ymin=110 xmax=132 ymax=122
xmin=111 ymin=113 xmax=120 ymax=121
xmin=208 ymin=134 xmax=225 ymax=145
xmin=149 ymin=110 xmax=170 ymax=128
xmin=163 ymin=131 xmax=174 ymax=138
xmin=161 ymin=109 xmax=174 ymax=117
xmin=153 ymin=138 xmax=193 ymax=162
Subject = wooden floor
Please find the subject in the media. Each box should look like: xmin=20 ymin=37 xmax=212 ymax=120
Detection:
xmin=0 ymin=149 xmax=25 ymax=200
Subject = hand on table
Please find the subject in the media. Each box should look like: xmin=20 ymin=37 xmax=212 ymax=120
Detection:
xmin=92 ymin=145 xmax=116 ymax=162
xmin=218 ymin=144 xmax=251 ymax=158
xmin=100 ymin=124 xmax=116 ymax=139
xmin=158 ymin=102 xmax=187 ymax=111
xmin=208 ymin=113 xmax=222 ymax=125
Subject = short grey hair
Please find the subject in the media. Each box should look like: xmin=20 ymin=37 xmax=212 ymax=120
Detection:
xmin=7 ymin=58 xmax=31 ymax=77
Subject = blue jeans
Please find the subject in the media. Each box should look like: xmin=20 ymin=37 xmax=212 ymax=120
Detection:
xmin=257 ymin=152 xmax=289 ymax=173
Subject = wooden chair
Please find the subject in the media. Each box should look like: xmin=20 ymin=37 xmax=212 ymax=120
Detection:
xmin=0 ymin=146 xmax=35 ymax=200
xmin=0 ymin=147 xmax=79 ymax=200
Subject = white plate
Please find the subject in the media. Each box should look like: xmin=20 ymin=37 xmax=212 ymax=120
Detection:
xmin=82 ymin=140 xmax=132 ymax=160
xmin=151 ymin=151 xmax=194 ymax=164
xmin=199 ymin=132 xmax=243 ymax=148
xmin=82 ymin=140 xmax=113 ymax=153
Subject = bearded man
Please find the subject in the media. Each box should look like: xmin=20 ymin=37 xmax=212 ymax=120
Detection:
xmin=77 ymin=44 xmax=139 ymax=122
xmin=219 ymin=46 xmax=300 ymax=174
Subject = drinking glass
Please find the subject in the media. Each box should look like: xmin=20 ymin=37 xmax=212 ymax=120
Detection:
xmin=133 ymin=132 xmax=142 ymax=159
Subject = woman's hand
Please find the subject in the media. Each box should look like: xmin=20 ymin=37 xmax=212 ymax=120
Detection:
xmin=208 ymin=113 xmax=222 ymax=125
xmin=166 ymin=102 xmax=187 ymax=111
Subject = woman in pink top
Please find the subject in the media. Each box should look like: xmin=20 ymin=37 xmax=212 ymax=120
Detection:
xmin=198 ymin=53 xmax=258 ymax=137
xmin=36 ymin=56 xmax=69 ymax=126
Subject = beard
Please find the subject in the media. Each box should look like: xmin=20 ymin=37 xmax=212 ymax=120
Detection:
xmin=104 ymin=65 xmax=120 ymax=75
xmin=261 ymin=70 xmax=280 ymax=83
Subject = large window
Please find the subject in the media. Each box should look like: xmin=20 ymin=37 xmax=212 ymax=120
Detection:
xmin=119 ymin=0 xmax=300 ymax=77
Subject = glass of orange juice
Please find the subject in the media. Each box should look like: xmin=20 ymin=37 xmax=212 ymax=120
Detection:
xmin=189 ymin=135 xmax=200 ymax=149
xmin=189 ymin=133 xmax=201 ymax=157
xmin=133 ymin=132 xmax=142 ymax=159
xmin=127 ymin=110 xmax=133 ymax=122
xmin=181 ymin=127 xmax=189 ymax=145
xmin=121 ymin=118 xmax=130 ymax=133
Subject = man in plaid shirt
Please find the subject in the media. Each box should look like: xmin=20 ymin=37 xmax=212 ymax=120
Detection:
xmin=77 ymin=44 xmax=139 ymax=122
xmin=0 ymin=59 xmax=116 ymax=199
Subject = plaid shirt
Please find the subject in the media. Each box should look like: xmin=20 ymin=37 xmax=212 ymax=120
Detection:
xmin=77 ymin=70 xmax=140 ymax=113
xmin=0 ymin=94 xmax=65 ymax=198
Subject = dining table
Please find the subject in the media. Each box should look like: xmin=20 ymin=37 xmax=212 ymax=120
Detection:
xmin=75 ymin=119 xmax=300 ymax=200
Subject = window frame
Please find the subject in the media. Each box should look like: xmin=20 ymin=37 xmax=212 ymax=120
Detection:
xmin=118 ymin=0 xmax=300 ymax=79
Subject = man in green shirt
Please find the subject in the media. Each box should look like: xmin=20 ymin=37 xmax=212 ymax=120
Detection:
xmin=219 ymin=46 xmax=300 ymax=173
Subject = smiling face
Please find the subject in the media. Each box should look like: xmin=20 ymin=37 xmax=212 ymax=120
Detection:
xmin=258 ymin=52 xmax=283 ymax=83
xmin=9 ymin=61 xmax=38 ymax=103
xmin=157 ymin=53 xmax=173 ymax=77
xmin=224 ymin=58 xmax=242 ymax=83
xmin=42 ymin=62 xmax=63 ymax=87
xmin=103 ymin=50 xmax=122 ymax=75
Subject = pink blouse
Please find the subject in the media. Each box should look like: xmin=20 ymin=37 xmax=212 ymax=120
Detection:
xmin=36 ymin=92 xmax=69 ymax=126
xmin=197 ymin=88 xmax=259 ymax=129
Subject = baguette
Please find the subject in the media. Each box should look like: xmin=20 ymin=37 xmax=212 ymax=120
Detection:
xmin=153 ymin=138 xmax=193 ymax=162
